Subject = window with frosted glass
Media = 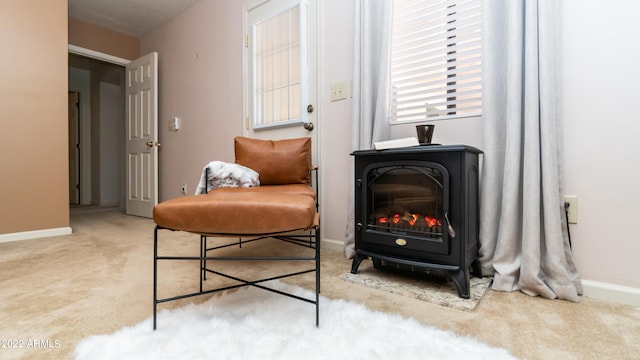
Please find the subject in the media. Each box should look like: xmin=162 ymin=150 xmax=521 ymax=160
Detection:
xmin=253 ymin=5 xmax=302 ymax=128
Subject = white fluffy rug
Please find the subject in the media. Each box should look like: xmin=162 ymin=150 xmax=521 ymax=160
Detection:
xmin=74 ymin=282 xmax=517 ymax=360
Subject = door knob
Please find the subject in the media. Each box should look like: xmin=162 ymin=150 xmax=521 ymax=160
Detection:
xmin=146 ymin=141 xmax=161 ymax=147
xmin=303 ymin=122 xmax=314 ymax=131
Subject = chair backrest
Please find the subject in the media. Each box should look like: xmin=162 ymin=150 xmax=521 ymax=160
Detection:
xmin=234 ymin=136 xmax=312 ymax=185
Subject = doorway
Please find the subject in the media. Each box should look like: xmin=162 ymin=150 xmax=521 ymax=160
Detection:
xmin=68 ymin=53 xmax=126 ymax=210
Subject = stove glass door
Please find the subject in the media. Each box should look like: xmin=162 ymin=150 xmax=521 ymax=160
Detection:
xmin=362 ymin=161 xmax=450 ymax=255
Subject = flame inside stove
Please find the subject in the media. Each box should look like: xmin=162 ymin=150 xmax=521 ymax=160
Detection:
xmin=392 ymin=214 xmax=401 ymax=224
xmin=424 ymin=215 xmax=437 ymax=227
xmin=377 ymin=212 xmax=441 ymax=228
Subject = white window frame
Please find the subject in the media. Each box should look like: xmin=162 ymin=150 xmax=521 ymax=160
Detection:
xmin=389 ymin=0 xmax=482 ymax=124
xmin=249 ymin=0 xmax=309 ymax=130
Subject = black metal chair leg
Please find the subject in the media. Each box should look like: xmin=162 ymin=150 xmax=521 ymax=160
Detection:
xmin=200 ymin=235 xmax=205 ymax=292
xmin=153 ymin=227 xmax=321 ymax=330
xmin=315 ymin=226 xmax=321 ymax=327
xmin=153 ymin=226 xmax=159 ymax=330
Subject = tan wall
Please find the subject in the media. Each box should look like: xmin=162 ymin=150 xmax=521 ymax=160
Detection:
xmin=0 ymin=0 xmax=69 ymax=234
xmin=140 ymin=0 xmax=248 ymax=201
xmin=69 ymin=18 xmax=140 ymax=60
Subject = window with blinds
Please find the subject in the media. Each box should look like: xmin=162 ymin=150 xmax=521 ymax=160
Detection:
xmin=390 ymin=0 xmax=482 ymax=122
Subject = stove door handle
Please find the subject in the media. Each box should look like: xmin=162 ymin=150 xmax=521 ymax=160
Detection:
xmin=444 ymin=213 xmax=456 ymax=238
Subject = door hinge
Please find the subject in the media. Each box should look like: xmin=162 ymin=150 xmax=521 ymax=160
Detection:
xmin=245 ymin=34 xmax=249 ymax=48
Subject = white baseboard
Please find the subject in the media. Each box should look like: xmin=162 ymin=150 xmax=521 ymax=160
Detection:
xmin=0 ymin=227 xmax=73 ymax=244
xmin=321 ymin=238 xmax=346 ymax=253
xmin=582 ymin=279 xmax=640 ymax=307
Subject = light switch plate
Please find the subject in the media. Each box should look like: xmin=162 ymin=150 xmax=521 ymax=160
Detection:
xmin=169 ymin=117 xmax=180 ymax=131
xmin=330 ymin=81 xmax=347 ymax=101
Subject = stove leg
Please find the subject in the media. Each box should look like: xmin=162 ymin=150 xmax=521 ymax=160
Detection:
xmin=350 ymin=253 xmax=367 ymax=274
xmin=450 ymin=267 xmax=471 ymax=299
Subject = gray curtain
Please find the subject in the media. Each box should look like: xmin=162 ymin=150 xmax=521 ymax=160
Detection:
xmin=344 ymin=0 xmax=392 ymax=258
xmin=479 ymin=0 xmax=582 ymax=301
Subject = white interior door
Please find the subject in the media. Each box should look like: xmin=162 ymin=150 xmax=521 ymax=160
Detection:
xmin=244 ymin=0 xmax=318 ymax=162
xmin=125 ymin=52 xmax=158 ymax=218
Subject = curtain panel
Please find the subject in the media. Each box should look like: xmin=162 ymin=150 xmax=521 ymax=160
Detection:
xmin=479 ymin=0 xmax=582 ymax=301
xmin=344 ymin=0 xmax=392 ymax=258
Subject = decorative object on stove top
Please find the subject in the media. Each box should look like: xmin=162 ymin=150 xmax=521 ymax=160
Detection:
xmin=415 ymin=124 xmax=435 ymax=144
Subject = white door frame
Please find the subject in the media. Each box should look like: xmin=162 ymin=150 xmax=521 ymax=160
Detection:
xmin=69 ymin=45 xmax=131 ymax=66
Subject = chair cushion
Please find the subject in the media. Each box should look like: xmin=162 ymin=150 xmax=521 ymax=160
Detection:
xmin=153 ymin=186 xmax=318 ymax=235
xmin=234 ymin=136 xmax=311 ymax=185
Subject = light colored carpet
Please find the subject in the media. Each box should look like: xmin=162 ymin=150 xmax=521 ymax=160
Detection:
xmin=341 ymin=267 xmax=492 ymax=311
xmin=1 ymin=209 xmax=639 ymax=360
xmin=74 ymin=281 xmax=516 ymax=360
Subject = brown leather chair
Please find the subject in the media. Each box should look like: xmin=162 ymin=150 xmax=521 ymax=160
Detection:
xmin=152 ymin=136 xmax=320 ymax=329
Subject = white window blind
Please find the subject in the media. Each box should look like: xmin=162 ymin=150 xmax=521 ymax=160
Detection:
xmin=390 ymin=0 xmax=482 ymax=122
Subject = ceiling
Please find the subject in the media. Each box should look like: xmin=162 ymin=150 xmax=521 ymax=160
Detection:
xmin=68 ymin=0 xmax=202 ymax=38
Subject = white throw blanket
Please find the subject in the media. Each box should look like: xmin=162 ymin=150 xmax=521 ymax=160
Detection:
xmin=195 ymin=161 xmax=259 ymax=194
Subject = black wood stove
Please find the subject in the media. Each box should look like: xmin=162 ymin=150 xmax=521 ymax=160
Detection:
xmin=350 ymin=144 xmax=482 ymax=298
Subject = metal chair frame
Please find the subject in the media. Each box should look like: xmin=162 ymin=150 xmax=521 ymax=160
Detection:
xmin=153 ymin=169 xmax=320 ymax=330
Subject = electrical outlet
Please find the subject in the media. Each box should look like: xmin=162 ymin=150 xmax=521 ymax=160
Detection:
xmin=181 ymin=183 xmax=188 ymax=195
xmin=564 ymin=195 xmax=577 ymax=224
xmin=330 ymin=81 xmax=347 ymax=101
